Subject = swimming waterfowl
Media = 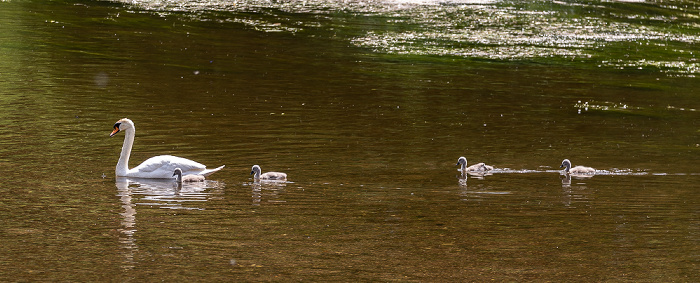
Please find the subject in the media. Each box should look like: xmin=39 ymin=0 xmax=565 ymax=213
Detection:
xmin=456 ymin=156 xmax=494 ymax=172
xmin=110 ymin=118 xmax=225 ymax=178
xmin=251 ymin=165 xmax=287 ymax=181
xmin=173 ymin=168 xmax=205 ymax=183
xmin=560 ymin=159 xmax=595 ymax=175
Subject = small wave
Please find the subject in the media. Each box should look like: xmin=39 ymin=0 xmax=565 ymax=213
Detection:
xmin=490 ymin=168 xmax=558 ymax=174
xmin=477 ymin=168 xmax=670 ymax=176
xmin=593 ymin=170 xmax=648 ymax=176
xmin=465 ymin=191 xmax=511 ymax=195
xmin=575 ymin=100 xmax=699 ymax=115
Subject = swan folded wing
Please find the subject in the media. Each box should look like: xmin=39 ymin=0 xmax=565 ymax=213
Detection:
xmin=128 ymin=155 xmax=208 ymax=178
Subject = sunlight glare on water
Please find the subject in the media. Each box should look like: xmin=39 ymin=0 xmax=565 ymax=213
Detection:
xmin=114 ymin=0 xmax=700 ymax=76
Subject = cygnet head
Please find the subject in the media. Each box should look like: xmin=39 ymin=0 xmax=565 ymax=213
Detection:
xmin=251 ymin=165 xmax=262 ymax=178
xmin=172 ymin=167 xmax=183 ymax=181
xmin=110 ymin=118 xmax=134 ymax=137
xmin=560 ymin=159 xmax=572 ymax=172
xmin=456 ymin=156 xmax=467 ymax=166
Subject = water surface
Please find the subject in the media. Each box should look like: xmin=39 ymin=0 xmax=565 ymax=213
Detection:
xmin=0 ymin=0 xmax=698 ymax=281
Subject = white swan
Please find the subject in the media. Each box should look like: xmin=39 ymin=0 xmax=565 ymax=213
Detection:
xmin=110 ymin=118 xmax=225 ymax=178
xmin=560 ymin=159 xmax=595 ymax=175
xmin=173 ymin=168 xmax=205 ymax=183
xmin=456 ymin=156 xmax=494 ymax=172
xmin=251 ymin=165 xmax=287 ymax=181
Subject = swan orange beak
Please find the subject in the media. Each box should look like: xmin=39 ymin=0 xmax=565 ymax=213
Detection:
xmin=110 ymin=127 xmax=120 ymax=137
xmin=110 ymin=122 xmax=122 ymax=137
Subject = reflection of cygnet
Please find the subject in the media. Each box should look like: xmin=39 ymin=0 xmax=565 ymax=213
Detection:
xmin=560 ymin=159 xmax=595 ymax=175
xmin=173 ymin=168 xmax=205 ymax=183
xmin=561 ymin=174 xmax=572 ymax=186
xmin=456 ymin=156 xmax=494 ymax=172
xmin=251 ymin=165 xmax=287 ymax=181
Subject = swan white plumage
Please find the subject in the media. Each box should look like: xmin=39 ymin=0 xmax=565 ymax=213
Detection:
xmin=173 ymin=168 xmax=205 ymax=183
xmin=456 ymin=156 xmax=494 ymax=172
xmin=110 ymin=118 xmax=224 ymax=179
xmin=251 ymin=165 xmax=287 ymax=181
xmin=560 ymin=159 xmax=595 ymax=175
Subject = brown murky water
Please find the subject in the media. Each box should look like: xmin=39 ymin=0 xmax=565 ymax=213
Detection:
xmin=0 ymin=0 xmax=698 ymax=281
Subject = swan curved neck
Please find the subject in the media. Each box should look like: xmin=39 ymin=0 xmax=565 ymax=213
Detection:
xmin=116 ymin=128 xmax=134 ymax=176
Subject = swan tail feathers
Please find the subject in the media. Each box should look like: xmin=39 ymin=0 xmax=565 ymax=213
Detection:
xmin=201 ymin=165 xmax=225 ymax=177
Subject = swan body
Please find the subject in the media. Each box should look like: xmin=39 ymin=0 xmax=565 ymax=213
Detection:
xmin=251 ymin=165 xmax=287 ymax=181
xmin=110 ymin=118 xmax=224 ymax=179
xmin=173 ymin=168 xmax=205 ymax=183
xmin=560 ymin=159 xmax=595 ymax=175
xmin=457 ymin=156 xmax=494 ymax=172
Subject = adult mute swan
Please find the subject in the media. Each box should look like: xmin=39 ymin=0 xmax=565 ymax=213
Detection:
xmin=110 ymin=118 xmax=224 ymax=178
xmin=560 ymin=159 xmax=595 ymax=175
xmin=173 ymin=168 xmax=205 ymax=183
xmin=251 ymin=165 xmax=287 ymax=181
xmin=456 ymin=156 xmax=494 ymax=172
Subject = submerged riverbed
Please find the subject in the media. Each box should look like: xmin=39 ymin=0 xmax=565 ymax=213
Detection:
xmin=0 ymin=0 xmax=698 ymax=281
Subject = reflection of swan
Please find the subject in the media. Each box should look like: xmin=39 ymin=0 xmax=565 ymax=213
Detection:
xmin=114 ymin=176 xmax=221 ymax=270
xmin=251 ymin=165 xmax=287 ymax=181
xmin=110 ymin=118 xmax=225 ymax=178
xmin=456 ymin=156 xmax=494 ymax=172
xmin=116 ymin=177 xmax=219 ymax=210
xmin=173 ymin=168 xmax=205 ymax=183
xmin=115 ymin=179 xmax=138 ymax=271
xmin=560 ymin=159 xmax=595 ymax=175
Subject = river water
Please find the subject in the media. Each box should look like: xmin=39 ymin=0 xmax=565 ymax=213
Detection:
xmin=0 ymin=0 xmax=698 ymax=281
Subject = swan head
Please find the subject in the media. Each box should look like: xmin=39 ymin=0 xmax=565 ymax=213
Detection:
xmin=110 ymin=118 xmax=134 ymax=137
xmin=251 ymin=165 xmax=262 ymax=178
xmin=560 ymin=159 xmax=572 ymax=172
xmin=456 ymin=156 xmax=467 ymax=166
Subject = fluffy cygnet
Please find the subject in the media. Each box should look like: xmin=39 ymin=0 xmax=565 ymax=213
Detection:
xmin=173 ymin=167 xmax=205 ymax=183
xmin=560 ymin=159 xmax=595 ymax=175
xmin=456 ymin=156 xmax=494 ymax=172
xmin=251 ymin=165 xmax=287 ymax=181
